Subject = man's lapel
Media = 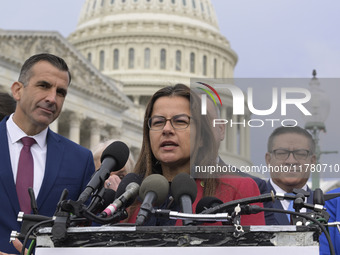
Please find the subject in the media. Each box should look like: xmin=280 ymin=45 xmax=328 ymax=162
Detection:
xmin=0 ymin=117 xmax=21 ymax=214
xmin=36 ymin=129 xmax=64 ymax=207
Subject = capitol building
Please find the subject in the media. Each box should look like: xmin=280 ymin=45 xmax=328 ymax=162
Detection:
xmin=0 ymin=0 xmax=251 ymax=168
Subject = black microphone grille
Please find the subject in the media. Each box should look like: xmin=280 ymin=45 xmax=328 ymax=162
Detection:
xmin=102 ymin=188 xmax=116 ymax=208
xmin=196 ymin=196 xmax=223 ymax=214
xmin=171 ymin=173 xmax=197 ymax=203
xmin=313 ymin=188 xmax=325 ymax=205
xmin=115 ymin=173 xmax=142 ymax=198
xmin=100 ymin=141 xmax=129 ymax=171
xmin=139 ymin=174 xmax=169 ymax=206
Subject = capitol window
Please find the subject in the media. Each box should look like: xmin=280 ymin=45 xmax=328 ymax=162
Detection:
xmin=176 ymin=50 xmax=181 ymax=71
xmin=113 ymin=49 xmax=119 ymax=69
xmin=111 ymin=0 xmax=114 ymax=4
xmin=192 ymin=0 xmax=196 ymax=8
xmin=160 ymin=49 xmax=166 ymax=69
xmin=99 ymin=50 xmax=105 ymax=71
xmin=214 ymin=58 xmax=217 ymax=78
xmin=207 ymin=3 xmax=211 ymax=17
xmin=144 ymin=48 xmax=150 ymax=69
xmin=183 ymin=0 xmax=186 ymax=6
xmin=203 ymin=55 xmax=207 ymax=76
xmin=87 ymin=53 xmax=92 ymax=63
xmin=190 ymin=52 xmax=195 ymax=73
xmin=129 ymin=48 xmax=135 ymax=69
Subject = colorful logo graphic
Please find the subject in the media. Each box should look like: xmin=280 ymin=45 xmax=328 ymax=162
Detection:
xmin=196 ymin=82 xmax=222 ymax=106
xmin=196 ymin=82 xmax=222 ymax=115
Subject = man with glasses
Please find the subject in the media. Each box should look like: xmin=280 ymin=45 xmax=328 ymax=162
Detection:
xmin=264 ymin=126 xmax=316 ymax=225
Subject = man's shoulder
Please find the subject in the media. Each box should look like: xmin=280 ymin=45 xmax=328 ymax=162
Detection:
xmin=47 ymin=129 xmax=91 ymax=154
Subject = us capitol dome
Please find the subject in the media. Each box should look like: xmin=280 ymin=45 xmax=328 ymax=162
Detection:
xmin=0 ymin=0 xmax=252 ymax=168
xmin=69 ymin=0 xmax=238 ymax=106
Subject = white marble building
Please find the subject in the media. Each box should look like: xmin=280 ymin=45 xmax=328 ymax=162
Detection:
xmin=0 ymin=0 xmax=252 ymax=168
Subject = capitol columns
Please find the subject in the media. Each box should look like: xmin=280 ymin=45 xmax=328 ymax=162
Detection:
xmin=69 ymin=112 xmax=85 ymax=144
xmin=49 ymin=118 xmax=59 ymax=133
xmin=239 ymin=113 xmax=251 ymax=159
xmin=230 ymin=111 xmax=238 ymax=154
xmin=132 ymin=95 xmax=140 ymax=105
xmin=244 ymin=112 xmax=251 ymax=160
xmin=90 ymin=120 xmax=105 ymax=149
xmin=109 ymin=126 xmax=122 ymax=140
xmin=219 ymin=106 xmax=227 ymax=152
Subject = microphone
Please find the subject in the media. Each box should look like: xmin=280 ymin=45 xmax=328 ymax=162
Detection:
xmin=313 ymin=188 xmax=325 ymax=205
xmin=135 ymin=174 xmax=169 ymax=226
xmin=94 ymin=188 xmax=116 ymax=213
xmin=28 ymin=187 xmax=38 ymax=214
xmin=100 ymin=173 xmax=142 ymax=217
xmin=196 ymin=196 xmax=223 ymax=214
xmin=171 ymin=173 xmax=197 ymax=225
xmin=77 ymin=141 xmax=129 ymax=204
xmin=324 ymin=193 xmax=340 ymax=201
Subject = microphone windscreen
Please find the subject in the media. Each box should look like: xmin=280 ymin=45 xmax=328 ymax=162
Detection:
xmin=100 ymin=141 xmax=130 ymax=171
xmin=102 ymin=188 xmax=116 ymax=208
xmin=171 ymin=173 xmax=197 ymax=203
xmin=196 ymin=196 xmax=223 ymax=214
xmin=139 ymin=174 xmax=169 ymax=206
xmin=313 ymin=188 xmax=325 ymax=205
xmin=115 ymin=173 xmax=142 ymax=207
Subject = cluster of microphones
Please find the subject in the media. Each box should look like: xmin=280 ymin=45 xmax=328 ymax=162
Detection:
xmin=12 ymin=141 xmax=340 ymax=254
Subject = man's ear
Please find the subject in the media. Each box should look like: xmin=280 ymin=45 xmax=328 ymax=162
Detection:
xmin=11 ymin=81 xmax=23 ymax=101
xmin=265 ymin=152 xmax=272 ymax=165
xmin=311 ymin=154 xmax=317 ymax=164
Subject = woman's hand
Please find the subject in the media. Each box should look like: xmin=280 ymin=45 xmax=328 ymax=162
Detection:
xmin=104 ymin=174 xmax=121 ymax=191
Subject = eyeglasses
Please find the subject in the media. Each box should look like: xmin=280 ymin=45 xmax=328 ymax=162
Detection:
xmin=271 ymin=149 xmax=310 ymax=161
xmin=148 ymin=114 xmax=191 ymax=131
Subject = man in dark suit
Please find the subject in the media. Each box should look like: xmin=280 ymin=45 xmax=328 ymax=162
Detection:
xmin=265 ymin=126 xmax=315 ymax=225
xmin=0 ymin=53 xmax=95 ymax=253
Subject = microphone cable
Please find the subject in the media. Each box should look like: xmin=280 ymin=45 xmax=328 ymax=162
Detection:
xmin=20 ymin=219 xmax=54 ymax=255
xmin=244 ymin=205 xmax=335 ymax=255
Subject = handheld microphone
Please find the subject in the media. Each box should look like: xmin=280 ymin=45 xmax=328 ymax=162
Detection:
xmin=135 ymin=174 xmax=169 ymax=226
xmin=77 ymin=141 xmax=129 ymax=204
xmin=101 ymin=173 xmax=142 ymax=217
xmin=93 ymin=188 xmax=116 ymax=213
xmin=171 ymin=173 xmax=197 ymax=225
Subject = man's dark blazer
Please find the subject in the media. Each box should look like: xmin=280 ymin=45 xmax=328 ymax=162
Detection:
xmin=0 ymin=116 xmax=95 ymax=253
xmin=265 ymin=180 xmax=314 ymax=225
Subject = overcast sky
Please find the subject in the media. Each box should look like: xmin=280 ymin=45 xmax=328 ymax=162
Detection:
xmin=1 ymin=0 xmax=339 ymax=176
